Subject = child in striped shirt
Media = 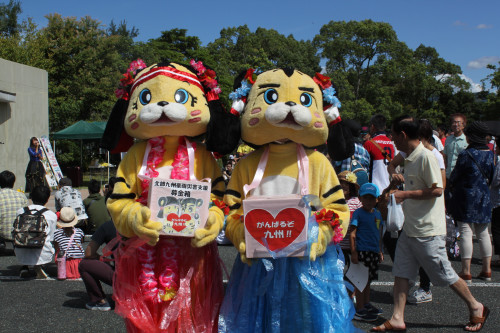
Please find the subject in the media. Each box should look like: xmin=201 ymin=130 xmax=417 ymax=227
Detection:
xmin=53 ymin=207 xmax=85 ymax=279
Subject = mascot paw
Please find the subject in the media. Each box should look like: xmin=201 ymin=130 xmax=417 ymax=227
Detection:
xmin=131 ymin=205 xmax=162 ymax=245
xmin=238 ymin=242 xmax=252 ymax=266
xmin=191 ymin=211 xmax=222 ymax=248
xmin=309 ymin=223 xmax=333 ymax=261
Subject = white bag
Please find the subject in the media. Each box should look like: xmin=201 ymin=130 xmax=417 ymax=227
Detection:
xmin=386 ymin=193 xmax=404 ymax=232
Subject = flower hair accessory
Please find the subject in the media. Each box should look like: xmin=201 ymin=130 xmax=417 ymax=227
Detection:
xmin=315 ymin=208 xmax=343 ymax=244
xmin=189 ymin=59 xmax=221 ymax=101
xmin=313 ymin=73 xmax=342 ymax=126
xmin=115 ymin=59 xmax=147 ymax=100
xmin=228 ymin=68 xmax=261 ymax=117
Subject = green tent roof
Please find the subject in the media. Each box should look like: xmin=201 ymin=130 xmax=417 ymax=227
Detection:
xmin=52 ymin=120 xmax=106 ymax=139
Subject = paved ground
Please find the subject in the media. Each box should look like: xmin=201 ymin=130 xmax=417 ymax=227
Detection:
xmin=1 ymin=196 xmax=498 ymax=332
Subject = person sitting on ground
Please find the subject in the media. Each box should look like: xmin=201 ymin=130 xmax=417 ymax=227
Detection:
xmin=78 ymin=220 xmax=117 ymax=311
xmin=350 ymin=182 xmax=384 ymax=322
xmin=54 ymin=177 xmax=88 ymax=232
xmin=14 ymin=185 xmax=57 ymax=279
xmin=53 ymin=207 xmax=85 ymax=280
xmin=83 ymin=179 xmax=111 ymax=232
xmin=0 ymin=170 xmax=28 ymax=252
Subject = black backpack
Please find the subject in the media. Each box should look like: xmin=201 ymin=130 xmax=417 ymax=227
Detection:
xmin=12 ymin=207 xmax=49 ymax=248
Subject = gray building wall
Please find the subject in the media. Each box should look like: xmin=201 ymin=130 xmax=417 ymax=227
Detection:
xmin=0 ymin=58 xmax=49 ymax=191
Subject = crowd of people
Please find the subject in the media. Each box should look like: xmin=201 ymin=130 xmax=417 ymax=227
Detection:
xmin=0 ymin=166 xmax=121 ymax=311
xmin=0 ymin=113 xmax=498 ymax=330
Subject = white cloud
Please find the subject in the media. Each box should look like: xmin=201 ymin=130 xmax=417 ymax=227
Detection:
xmin=476 ymin=24 xmax=493 ymax=29
xmin=435 ymin=74 xmax=483 ymax=93
xmin=467 ymin=56 xmax=500 ymax=69
xmin=453 ymin=20 xmax=467 ymax=27
xmin=458 ymin=74 xmax=483 ymax=93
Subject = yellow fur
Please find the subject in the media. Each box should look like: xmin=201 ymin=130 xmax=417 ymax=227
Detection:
xmin=225 ymin=69 xmax=349 ymax=262
xmin=241 ymin=69 xmax=328 ymax=147
xmin=107 ymin=64 xmax=224 ymax=245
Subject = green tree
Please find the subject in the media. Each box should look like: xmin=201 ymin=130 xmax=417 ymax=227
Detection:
xmin=206 ymin=25 xmax=320 ymax=107
xmin=314 ymin=20 xmax=398 ymax=100
xmin=41 ymin=14 xmax=123 ymax=131
xmin=0 ymin=0 xmax=21 ymax=36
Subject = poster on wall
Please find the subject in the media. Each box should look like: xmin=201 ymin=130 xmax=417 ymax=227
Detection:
xmin=38 ymin=136 xmax=62 ymax=188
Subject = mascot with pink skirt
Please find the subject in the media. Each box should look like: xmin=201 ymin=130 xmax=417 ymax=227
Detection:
xmin=100 ymin=59 xmax=239 ymax=332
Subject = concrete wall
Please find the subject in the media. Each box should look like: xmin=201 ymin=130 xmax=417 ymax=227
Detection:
xmin=0 ymin=58 xmax=49 ymax=191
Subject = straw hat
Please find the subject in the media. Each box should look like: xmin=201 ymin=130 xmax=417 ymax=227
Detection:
xmin=57 ymin=207 xmax=79 ymax=228
xmin=338 ymin=171 xmax=360 ymax=190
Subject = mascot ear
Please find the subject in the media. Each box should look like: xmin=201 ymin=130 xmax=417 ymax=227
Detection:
xmin=327 ymin=121 xmax=355 ymax=161
xmin=100 ymin=99 xmax=134 ymax=153
xmin=205 ymin=100 xmax=241 ymax=155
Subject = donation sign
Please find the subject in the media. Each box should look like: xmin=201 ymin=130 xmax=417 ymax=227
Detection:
xmin=148 ymin=178 xmax=211 ymax=237
xmin=243 ymin=195 xmax=309 ymax=258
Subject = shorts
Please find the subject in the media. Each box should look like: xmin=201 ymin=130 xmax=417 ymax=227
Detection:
xmin=358 ymin=251 xmax=379 ymax=282
xmin=392 ymin=231 xmax=459 ymax=286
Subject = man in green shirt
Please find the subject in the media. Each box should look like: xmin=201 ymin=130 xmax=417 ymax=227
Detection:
xmin=443 ymin=113 xmax=468 ymax=179
xmin=83 ymin=180 xmax=111 ymax=232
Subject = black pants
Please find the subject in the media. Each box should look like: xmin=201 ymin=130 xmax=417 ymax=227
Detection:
xmin=492 ymin=206 xmax=500 ymax=255
xmin=383 ymin=231 xmax=400 ymax=262
xmin=78 ymin=259 xmax=114 ymax=303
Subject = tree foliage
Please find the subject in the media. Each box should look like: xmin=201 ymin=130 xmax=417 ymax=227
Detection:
xmin=0 ymin=0 xmax=20 ymax=36
xmin=1 ymin=3 xmax=497 ymax=167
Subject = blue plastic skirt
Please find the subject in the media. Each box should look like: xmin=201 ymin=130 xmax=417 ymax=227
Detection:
xmin=219 ymin=242 xmax=358 ymax=332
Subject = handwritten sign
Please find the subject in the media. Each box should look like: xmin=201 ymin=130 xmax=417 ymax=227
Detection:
xmin=148 ymin=178 xmax=211 ymax=237
xmin=243 ymin=195 xmax=308 ymax=258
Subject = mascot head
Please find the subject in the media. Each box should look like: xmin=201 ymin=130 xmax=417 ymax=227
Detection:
xmin=229 ymin=68 xmax=344 ymax=149
xmin=101 ymin=59 xmax=240 ymax=155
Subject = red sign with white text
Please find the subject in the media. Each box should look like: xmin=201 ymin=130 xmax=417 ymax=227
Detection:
xmin=243 ymin=195 xmax=308 ymax=258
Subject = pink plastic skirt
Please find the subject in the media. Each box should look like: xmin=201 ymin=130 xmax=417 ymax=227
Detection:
xmin=113 ymin=236 xmax=224 ymax=333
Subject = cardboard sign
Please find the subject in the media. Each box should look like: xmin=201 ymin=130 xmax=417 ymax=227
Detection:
xmin=243 ymin=195 xmax=309 ymax=258
xmin=148 ymin=178 xmax=211 ymax=237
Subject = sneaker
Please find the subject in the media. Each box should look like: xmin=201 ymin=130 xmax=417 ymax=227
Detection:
xmin=353 ymin=308 xmax=378 ymax=322
xmin=86 ymin=301 xmax=111 ymax=311
xmin=407 ymin=288 xmax=432 ymax=304
xmin=364 ymin=302 xmax=383 ymax=315
xmin=19 ymin=266 xmax=30 ymax=278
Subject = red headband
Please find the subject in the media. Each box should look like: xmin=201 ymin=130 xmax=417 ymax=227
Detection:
xmin=130 ymin=66 xmax=204 ymax=96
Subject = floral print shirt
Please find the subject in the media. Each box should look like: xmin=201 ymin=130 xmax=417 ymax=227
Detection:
xmin=450 ymin=148 xmax=495 ymax=223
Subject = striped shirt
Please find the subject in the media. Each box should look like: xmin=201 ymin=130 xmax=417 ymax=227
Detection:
xmin=53 ymin=228 xmax=85 ymax=259
xmin=339 ymin=197 xmax=363 ymax=250
xmin=0 ymin=188 xmax=28 ymax=240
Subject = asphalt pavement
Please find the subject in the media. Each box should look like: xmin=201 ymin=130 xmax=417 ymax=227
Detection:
xmin=1 ymin=239 xmax=498 ymax=332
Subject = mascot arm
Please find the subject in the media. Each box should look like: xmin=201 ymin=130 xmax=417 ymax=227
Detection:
xmin=310 ymin=154 xmax=350 ymax=261
xmin=192 ymin=149 xmax=225 ymax=247
xmin=107 ymin=148 xmax=162 ymax=245
xmin=224 ymin=163 xmax=251 ymax=264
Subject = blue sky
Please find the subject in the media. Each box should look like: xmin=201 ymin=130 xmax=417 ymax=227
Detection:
xmin=18 ymin=0 xmax=500 ymax=92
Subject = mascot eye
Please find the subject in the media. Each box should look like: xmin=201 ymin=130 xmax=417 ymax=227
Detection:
xmin=174 ymin=89 xmax=189 ymax=104
xmin=300 ymin=93 xmax=312 ymax=107
xmin=139 ymin=89 xmax=152 ymax=105
xmin=264 ymin=89 xmax=279 ymax=104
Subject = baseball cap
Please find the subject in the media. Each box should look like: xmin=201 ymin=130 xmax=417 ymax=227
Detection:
xmin=359 ymin=182 xmax=380 ymax=198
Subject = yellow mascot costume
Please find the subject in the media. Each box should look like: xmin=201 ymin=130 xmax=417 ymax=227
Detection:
xmin=100 ymin=59 xmax=239 ymax=333
xmin=218 ymin=68 xmax=357 ymax=332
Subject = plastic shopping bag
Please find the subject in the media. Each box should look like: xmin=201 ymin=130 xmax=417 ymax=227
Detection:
xmin=386 ymin=193 xmax=404 ymax=232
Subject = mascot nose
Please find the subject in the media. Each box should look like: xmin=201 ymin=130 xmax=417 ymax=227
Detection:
xmin=285 ymin=101 xmax=296 ymax=106
xmin=157 ymin=101 xmax=169 ymax=106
